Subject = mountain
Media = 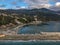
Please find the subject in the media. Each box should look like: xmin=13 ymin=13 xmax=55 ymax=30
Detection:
xmin=0 ymin=8 xmax=60 ymax=21
xmin=0 ymin=8 xmax=56 ymax=14
xmin=56 ymin=11 xmax=60 ymax=14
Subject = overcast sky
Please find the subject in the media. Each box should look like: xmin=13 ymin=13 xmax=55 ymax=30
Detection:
xmin=0 ymin=0 xmax=60 ymax=10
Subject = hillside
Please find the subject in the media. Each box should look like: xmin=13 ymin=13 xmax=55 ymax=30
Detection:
xmin=0 ymin=8 xmax=60 ymax=22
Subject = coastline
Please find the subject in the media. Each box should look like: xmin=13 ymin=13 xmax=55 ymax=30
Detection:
xmin=0 ymin=40 xmax=60 ymax=42
xmin=0 ymin=21 xmax=60 ymax=42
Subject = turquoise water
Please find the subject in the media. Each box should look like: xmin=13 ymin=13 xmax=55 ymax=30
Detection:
xmin=18 ymin=21 xmax=60 ymax=34
xmin=0 ymin=41 xmax=60 ymax=45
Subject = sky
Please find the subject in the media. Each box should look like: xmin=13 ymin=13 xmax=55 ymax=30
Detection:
xmin=0 ymin=0 xmax=60 ymax=11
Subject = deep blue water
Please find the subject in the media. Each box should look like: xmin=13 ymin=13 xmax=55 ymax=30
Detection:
xmin=18 ymin=21 xmax=60 ymax=34
xmin=0 ymin=41 xmax=60 ymax=45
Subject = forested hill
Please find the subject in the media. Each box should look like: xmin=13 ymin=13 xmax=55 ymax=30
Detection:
xmin=0 ymin=8 xmax=60 ymax=21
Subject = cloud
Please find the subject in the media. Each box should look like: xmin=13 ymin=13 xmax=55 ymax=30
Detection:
xmin=18 ymin=0 xmax=24 ymax=2
xmin=16 ymin=6 xmax=20 ymax=8
xmin=11 ymin=1 xmax=17 ymax=5
xmin=24 ymin=0 xmax=48 ymax=4
xmin=56 ymin=2 xmax=60 ymax=7
xmin=0 ymin=7 xmax=7 ymax=10
xmin=12 ymin=0 xmax=51 ymax=9
xmin=27 ymin=4 xmax=51 ymax=9
xmin=24 ymin=0 xmax=49 ymax=5
xmin=24 ymin=0 xmax=60 ymax=10
xmin=0 ymin=0 xmax=60 ymax=10
xmin=0 ymin=0 xmax=5 ymax=1
xmin=24 ymin=0 xmax=51 ymax=9
xmin=50 ymin=2 xmax=60 ymax=11
xmin=0 ymin=4 xmax=6 ymax=7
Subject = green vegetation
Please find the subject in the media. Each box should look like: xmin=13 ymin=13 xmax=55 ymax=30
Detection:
xmin=0 ymin=15 xmax=34 ymax=26
xmin=0 ymin=15 xmax=15 ymax=25
xmin=18 ymin=16 xmax=34 ymax=23
xmin=0 ymin=9 xmax=60 ymax=26
xmin=18 ymin=18 xmax=27 ymax=23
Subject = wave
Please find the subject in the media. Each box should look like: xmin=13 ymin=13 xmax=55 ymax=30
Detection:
xmin=0 ymin=40 xmax=60 ymax=43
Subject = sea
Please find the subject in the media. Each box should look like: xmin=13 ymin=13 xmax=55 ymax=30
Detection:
xmin=0 ymin=40 xmax=60 ymax=45
xmin=18 ymin=21 xmax=60 ymax=34
xmin=1 ymin=21 xmax=60 ymax=45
